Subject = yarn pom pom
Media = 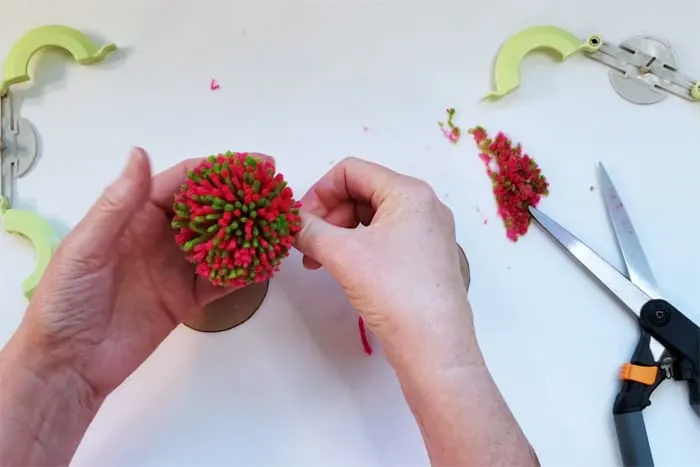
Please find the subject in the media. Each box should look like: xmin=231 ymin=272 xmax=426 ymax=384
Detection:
xmin=171 ymin=152 xmax=302 ymax=287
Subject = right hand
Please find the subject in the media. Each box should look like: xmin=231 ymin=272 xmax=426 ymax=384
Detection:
xmin=295 ymin=157 xmax=481 ymax=365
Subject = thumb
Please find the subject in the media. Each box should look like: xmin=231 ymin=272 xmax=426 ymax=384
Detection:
xmin=294 ymin=211 xmax=345 ymax=269
xmin=63 ymin=148 xmax=153 ymax=261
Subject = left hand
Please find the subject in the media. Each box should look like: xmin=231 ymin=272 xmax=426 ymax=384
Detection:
xmin=12 ymin=148 xmax=267 ymax=397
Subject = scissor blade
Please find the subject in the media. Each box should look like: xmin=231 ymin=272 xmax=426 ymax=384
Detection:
xmin=598 ymin=163 xmax=661 ymax=299
xmin=529 ymin=206 xmax=652 ymax=318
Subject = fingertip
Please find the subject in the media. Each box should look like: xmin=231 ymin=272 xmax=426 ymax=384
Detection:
xmin=126 ymin=146 xmax=152 ymax=179
xmin=67 ymin=147 xmax=153 ymax=260
xmin=131 ymin=146 xmax=148 ymax=158
xmin=294 ymin=211 xmax=335 ymax=262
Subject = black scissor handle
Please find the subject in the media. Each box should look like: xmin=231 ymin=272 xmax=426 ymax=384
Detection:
xmin=613 ymin=332 xmax=664 ymax=467
xmin=614 ymin=411 xmax=654 ymax=467
xmin=639 ymin=300 xmax=700 ymax=413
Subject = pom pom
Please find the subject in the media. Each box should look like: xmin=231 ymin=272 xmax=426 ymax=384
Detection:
xmin=171 ymin=152 xmax=302 ymax=287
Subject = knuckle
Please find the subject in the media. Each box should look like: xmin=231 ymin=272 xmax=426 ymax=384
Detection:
xmin=405 ymin=178 xmax=439 ymax=204
xmin=441 ymin=202 xmax=456 ymax=225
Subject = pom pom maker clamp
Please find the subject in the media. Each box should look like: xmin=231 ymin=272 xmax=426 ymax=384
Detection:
xmin=0 ymin=25 xmax=117 ymax=300
xmin=485 ymin=25 xmax=700 ymax=105
xmin=0 ymin=97 xmax=60 ymax=300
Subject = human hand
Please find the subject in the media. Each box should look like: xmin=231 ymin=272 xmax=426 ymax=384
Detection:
xmin=294 ymin=157 xmax=480 ymax=366
xmin=294 ymin=158 xmax=539 ymax=467
xmin=11 ymin=148 xmax=269 ymax=398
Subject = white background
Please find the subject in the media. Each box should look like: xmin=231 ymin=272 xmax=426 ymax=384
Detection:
xmin=1 ymin=0 xmax=700 ymax=465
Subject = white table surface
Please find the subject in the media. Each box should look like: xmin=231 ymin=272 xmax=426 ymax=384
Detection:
xmin=2 ymin=0 xmax=700 ymax=465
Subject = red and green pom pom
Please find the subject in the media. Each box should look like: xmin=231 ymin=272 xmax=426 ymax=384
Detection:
xmin=171 ymin=152 xmax=302 ymax=287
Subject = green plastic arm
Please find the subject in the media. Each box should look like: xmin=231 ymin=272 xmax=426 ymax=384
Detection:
xmin=485 ymin=25 xmax=596 ymax=100
xmin=0 ymin=25 xmax=117 ymax=96
xmin=1 ymin=197 xmax=61 ymax=300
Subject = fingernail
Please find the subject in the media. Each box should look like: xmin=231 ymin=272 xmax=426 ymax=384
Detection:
xmin=131 ymin=146 xmax=146 ymax=159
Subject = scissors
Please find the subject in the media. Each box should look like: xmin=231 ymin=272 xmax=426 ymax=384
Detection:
xmin=528 ymin=162 xmax=700 ymax=467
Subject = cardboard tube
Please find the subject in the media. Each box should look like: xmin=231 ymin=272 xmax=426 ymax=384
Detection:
xmin=184 ymin=279 xmax=270 ymax=333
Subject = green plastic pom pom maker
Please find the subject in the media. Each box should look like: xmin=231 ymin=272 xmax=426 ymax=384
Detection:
xmin=485 ymin=25 xmax=700 ymax=105
xmin=0 ymin=25 xmax=117 ymax=300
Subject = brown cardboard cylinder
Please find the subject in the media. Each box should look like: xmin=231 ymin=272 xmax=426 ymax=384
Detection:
xmin=184 ymin=279 xmax=270 ymax=333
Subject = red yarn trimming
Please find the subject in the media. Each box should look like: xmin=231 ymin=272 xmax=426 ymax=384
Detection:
xmin=438 ymin=107 xmax=461 ymax=144
xmin=468 ymin=126 xmax=549 ymax=242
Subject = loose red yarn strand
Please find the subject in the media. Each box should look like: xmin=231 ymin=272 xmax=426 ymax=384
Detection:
xmin=358 ymin=317 xmax=373 ymax=355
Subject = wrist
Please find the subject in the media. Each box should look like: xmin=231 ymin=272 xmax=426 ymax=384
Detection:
xmin=383 ymin=298 xmax=484 ymax=373
xmin=391 ymin=345 xmax=537 ymax=467
xmin=0 ymin=326 xmax=103 ymax=465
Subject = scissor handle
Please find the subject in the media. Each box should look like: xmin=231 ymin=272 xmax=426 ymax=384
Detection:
xmin=613 ymin=332 xmax=663 ymax=467
xmin=638 ymin=300 xmax=700 ymax=416
xmin=614 ymin=411 xmax=654 ymax=467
